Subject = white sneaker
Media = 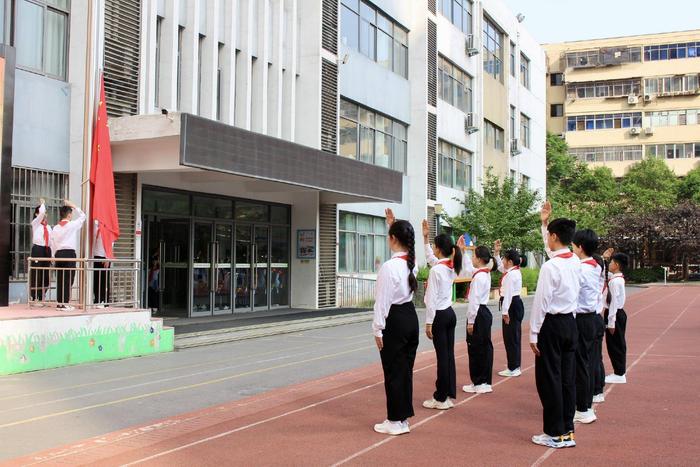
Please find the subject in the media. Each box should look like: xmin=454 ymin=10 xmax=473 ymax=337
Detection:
xmin=30 ymin=302 xmax=45 ymax=308
xmin=531 ymin=433 xmax=566 ymax=448
xmin=561 ymin=432 xmax=576 ymax=448
xmin=475 ymin=384 xmax=493 ymax=394
xmin=95 ymin=303 xmax=106 ymax=309
xmin=373 ymin=420 xmax=407 ymax=436
xmin=462 ymin=384 xmax=477 ymax=393
xmin=498 ymin=368 xmax=522 ymax=377
xmin=422 ymin=398 xmax=453 ymax=410
xmin=605 ymin=374 xmax=627 ymax=384
xmin=592 ymin=393 xmax=605 ymax=404
xmin=401 ymin=420 xmax=410 ymax=434
xmin=574 ymin=409 xmax=597 ymax=424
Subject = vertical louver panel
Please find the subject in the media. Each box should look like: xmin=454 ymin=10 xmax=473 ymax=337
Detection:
xmin=322 ymin=0 xmax=339 ymax=55
xmin=321 ymin=58 xmax=338 ymax=154
xmin=427 ymin=19 xmax=437 ymax=107
xmin=427 ymin=206 xmax=437 ymax=240
xmin=318 ymin=204 xmax=337 ymax=308
xmin=113 ymin=173 xmax=136 ymax=260
xmin=428 ymin=0 xmax=436 ymax=14
xmin=427 ymin=112 xmax=437 ymax=200
xmin=104 ymin=0 xmax=141 ymax=117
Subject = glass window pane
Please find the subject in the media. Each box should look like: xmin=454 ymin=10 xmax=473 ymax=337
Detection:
xmin=339 ymin=232 xmax=356 ymax=272
xmin=341 ymin=6 xmax=359 ymax=49
xmin=16 ymin=0 xmax=44 ymax=71
xmin=235 ymin=202 xmax=269 ymax=222
xmin=339 ymin=118 xmax=358 ymax=159
xmin=377 ymin=12 xmax=391 ymax=33
xmin=45 ymin=10 xmax=67 ymax=78
xmin=374 ymin=132 xmax=391 ymax=168
xmin=340 ymin=212 xmax=356 ymax=230
xmin=357 ymin=215 xmax=372 ymax=233
xmin=393 ymin=139 xmax=406 ymax=173
xmin=360 ymin=1 xmax=375 ymax=23
xmin=340 ymin=100 xmax=358 ymax=120
xmin=376 ymin=114 xmax=391 ymax=134
xmin=271 ymin=227 xmax=289 ymax=263
xmin=46 ymin=0 xmax=70 ymax=10
xmin=359 ymin=127 xmax=374 ymax=163
xmin=341 ymin=0 xmax=359 ymax=12
xmin=143 ymin=190 xmax=190 ymax=215
xmin=373 ymin=217 xmax=386 ymax=234
xmin=377 ymin=30 xmax=392 ymax=70
xmin=270 ymin=205 xmax=290 ymax=224
xmin=194 ymin=196 xmax=233 ymax=218
xmin=373 ymin=236 xmax=386 ymax=272
xmin=360 ymin=108 xmax=375 ymax=127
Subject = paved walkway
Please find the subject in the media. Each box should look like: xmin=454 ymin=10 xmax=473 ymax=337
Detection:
xmin=4 ymin=286 xmax=698 ymax=466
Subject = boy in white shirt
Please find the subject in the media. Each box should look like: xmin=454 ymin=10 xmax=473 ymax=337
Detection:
xmin=603 ymin=250 xmax=629 ymax=384
xmin=51 ymin=200 xmax=86 ymax=310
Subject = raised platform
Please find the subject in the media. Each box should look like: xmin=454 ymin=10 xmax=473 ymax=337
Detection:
xmin=0 ymin=305 xmax=174 ymax=375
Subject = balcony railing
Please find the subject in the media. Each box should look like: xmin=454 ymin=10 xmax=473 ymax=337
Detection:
xmin=337 ymin=275 xmax=376 ymax=308
xmin=565 ymin=46 xmax=642 ymax=69
xmin=27 ymin=257 xmax=141 ymax=310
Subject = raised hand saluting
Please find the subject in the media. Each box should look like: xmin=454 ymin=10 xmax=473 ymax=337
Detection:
xmin=385 ymin=208 xmax=396 ymax=227
xmin=540 ymin=200 xmax=552 ymax=226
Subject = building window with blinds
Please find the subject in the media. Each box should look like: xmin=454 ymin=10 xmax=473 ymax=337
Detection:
xmin=438 ymin=140 xmax=472 ymax=192
xmin=438 ymin=55 xmax=473 ymax=114
xmin=338 ymin=99 xmax=408 ymax=173
xmin=16 ymin=0 xmax=70 ymax=80
xmin=520 ymin=113 xmax=530 ymax=148
xmin=482 ymin=16 xmax=503 ymax=81
xmin=339 ymin=212 xmax=389 ymax=274
xmin=10 ymin=167 xmax=69 ymax=280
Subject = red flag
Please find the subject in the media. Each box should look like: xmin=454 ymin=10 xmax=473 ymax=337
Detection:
xmin=90 ymin=74 xmax=119 ymax=258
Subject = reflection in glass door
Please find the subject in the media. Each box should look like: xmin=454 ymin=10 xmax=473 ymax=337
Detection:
xmin=192 ymin=223 xmax=213 ymax=315
xmin=214 ymin=224 xmax=233 ymax=313
xmin=270 ymin=226 xmax=289 ymax=307
xmin=253 ymin=226 xmax=269 ymax=309
xmin=235 ymin=225 xmax=252 ymax=310
xmin=159 ymin=219 xmax=190 ymax=317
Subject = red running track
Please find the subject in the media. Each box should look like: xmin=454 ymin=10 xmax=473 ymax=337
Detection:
xmin=6 ymin=286 xmax=700 ymax=466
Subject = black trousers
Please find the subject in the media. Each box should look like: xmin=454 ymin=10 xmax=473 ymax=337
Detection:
xmin=432 ymin=307 xmax=457 ymax=402
xmin=30 ymin=245 xmax=51 ymax=300
xmin=55 ymin=249 xmax=77 ymax=305
xmin=593 ymin=313 xmax=606 ymax=395
xmin=467 ymin=305 xmax=493 ymax=386
xmin=605 ymin=309 xmax=627 ymax=376
xmin=575 ymin=313 xmax=596 ymax=411
xmin=535 ymin=313 xmax=577 ymax=437
xmin=93 ymin=256 xmax=111 ymax=304
xmin=380 ymin=302 xmax=419 ymax=422
xmin=501 ymin=296 xmax=524 ymax=371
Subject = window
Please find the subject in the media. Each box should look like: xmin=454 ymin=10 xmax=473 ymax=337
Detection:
xmin=566 ymin=46 xmax=641 ymax=68
xmin=645 ymin=109 xmax=700 ymax=128
xmin=439 ymin=140 xmax=472 ymax=191
xmin=644 ymin=42 xmax=700 ymax=61
xmin=520 ymin=53 xmax=530 ymax=89
xmin=10 ymin=167 xmax=69 ymax=279
xmin=484 ymin=119 xmax=504 ymax=151
xmin=155 ymin=16 xmax=163 ymax=108
xmin=341 ymin=0 xmax=408 ymax=78
xmin=551 ymin=104 xmax=564 ymax=117
xmin=566 ymin=112 xmax=642 ymax=132
xmin=482 ymin=16 xmax=503 ymax=81
xmin=550 ymin=73 xmax=564 ymax=86
xmin=520 ymin=113 xmax=530 ymax=148
xmin=510 ymin=105 xmax=516 ymax=139
xmin=566 ymin=78 xmax=641 ymax=99
xmin=339 ymin=212 xmax=389 ymax=273
xmin=16 ymin=0 xmax=70 ymax=80
xmin=569 ymin=145 xmax=642 ymax=162
xmin=439 ymin=0 xmax=472 ymax=35
xmin=510 ymin=41 xmax=516 ymax=77
xmin=645 ymin=74 xmax=700 ymax=95
xmin=339 ymin=99 xmax=408 ymax=173
xmin=177 ymin=26 xmax=184 ymax=110
xmin=646 ymin=143 xmax=700 ymax=160
xmin=521 ymin=175 xmax=530 ymax=188
xmin=438 ymin=55 xmax=472 ymax=113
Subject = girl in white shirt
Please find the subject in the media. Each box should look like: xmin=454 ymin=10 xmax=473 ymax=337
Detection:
xmin=493 ymin=241 xmax=525 ymax=378
xmin=458 ymin=240 xmax=497 ymax=394
xmin=603 ymin=251 xmax=629 ymax=384
xmin=372 ymin=209 xmax=419 ymax=436
xmin=421 ymin=220 xmax=468 ymax=410
xmin=30 ymin=199 xmax=52 ymax=303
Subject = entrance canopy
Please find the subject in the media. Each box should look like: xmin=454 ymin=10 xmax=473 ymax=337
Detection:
xmin=110 ymin=113 xmax=403 ymax=205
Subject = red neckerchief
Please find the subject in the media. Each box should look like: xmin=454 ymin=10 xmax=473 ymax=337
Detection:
xmin=499 ymin=266 xmax=520 ymax=293
xmin=555 ymin=251 xmax=574 ymax=259
xmin=582 ymin=258 xmax=598 ymax=267
xmin=58 ymin=220 xmax=69 ymax=227
xmin=395 ymin=254 xmax=408 ymax=261
xmin=41 ymin=220 xmax=49 ymax=247
xmin=438 ymin=258 xmax=454 ymax=270
xmin=603 ymin=273 xmax=624 ymax=294
xmin=467 ymin=268 xmax=491 ymax=299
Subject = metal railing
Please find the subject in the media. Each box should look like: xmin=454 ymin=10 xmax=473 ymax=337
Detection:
xmin=27 ymin=257 xmax=141 ymax=310
xmin=337 ymin=275 xmax=376 ymax=308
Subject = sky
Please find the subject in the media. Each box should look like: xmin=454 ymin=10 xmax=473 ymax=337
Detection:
xmin=501 ymin=0 xmax=700 ymax=44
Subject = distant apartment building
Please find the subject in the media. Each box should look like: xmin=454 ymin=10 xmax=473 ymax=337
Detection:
xmin=545 ymin=30 xmax=700 ymax=177
xmin=3 ymin=0 xmax=546 ymax=314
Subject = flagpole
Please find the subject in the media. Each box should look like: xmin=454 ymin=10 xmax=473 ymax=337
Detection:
xmin=80 ymin=0 xmax=97 ymax=307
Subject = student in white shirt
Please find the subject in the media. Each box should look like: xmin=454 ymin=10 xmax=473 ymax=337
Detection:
xmin=30 ymin=198 xmax=53 ymax=304
xmin=592 ymin=247 xmax=614 ymax=404
xmin=603 ymin=250 xmax=629 ymax=384
xmin=493 ymin=240 xmax=525 ymax=378
xmin=530 ymin=202 xmax=580 ymax=449
xmin=51 ymin=200 xmax=86 ymax=310
xmin=421 ymin=220 xmax=468 ymax=410
xmin=92 ymin=220 xmax=113 ymax=306
xmin=458 ymin=239 xmax=497 ymax=395
xmin=373 ymin=209 xmax=419 ymax=436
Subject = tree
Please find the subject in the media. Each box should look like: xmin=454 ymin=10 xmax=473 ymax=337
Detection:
xmin=620 ymin=158 xmax=679 ymax=213
xmin=448 ymin=171 xmax=541 ymax=253
xmin=677 ymin=166 xmax=700 ymax=204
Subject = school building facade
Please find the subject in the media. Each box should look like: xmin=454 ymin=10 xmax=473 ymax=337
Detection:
xmin=4 ymin=0 xmax=546 ymax=317
xmin=545 ymin=30 xmax=700 ymax=178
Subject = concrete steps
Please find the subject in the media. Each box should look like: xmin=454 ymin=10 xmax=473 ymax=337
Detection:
xmin=174 ymin=311 xmax=373 ymax=349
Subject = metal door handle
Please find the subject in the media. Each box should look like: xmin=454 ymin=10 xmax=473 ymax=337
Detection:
xmin=210 ymin=242 xmax=217 ymax=293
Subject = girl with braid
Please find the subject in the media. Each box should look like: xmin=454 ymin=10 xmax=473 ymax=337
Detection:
xmin=372 ymin=208 xmax=419 ymax=436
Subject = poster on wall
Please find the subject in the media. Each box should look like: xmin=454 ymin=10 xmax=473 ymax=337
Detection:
xmin=297 ymin=230 xmax=316 ymax=259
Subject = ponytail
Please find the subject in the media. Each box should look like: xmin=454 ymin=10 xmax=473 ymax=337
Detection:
xmin=452 ymin=245 xmax=463 ymax=275
xmin=434 ymin=234 xmax=462 ymax=275
xmin=474 ymin=245 xmax=495 ymax=271
xmin=489 ymin=255 xmax=498 ymax=272
xmin=389 ymin=220 xmax=418 ymax=293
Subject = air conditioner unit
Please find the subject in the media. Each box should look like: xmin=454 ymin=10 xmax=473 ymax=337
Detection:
xmin=466 ymin=34 xmax=479 ymax=57
xmin=464 ymin=113 xmax=479 ymax=134
xmin=644 ymin=127 xmax=654 ymax=135
xmin=643 ymin=94 xmax=653 ymax=102
xmin=510 ymin=138 xmax=522 ymax=155
xmin=627 ymin=95 xmax=639 ymax=105
xmin=629 ymin=127 xmax=641 ymax=135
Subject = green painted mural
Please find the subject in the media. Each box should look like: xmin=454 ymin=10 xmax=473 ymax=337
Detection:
xmin=0 ymin=321 xmax=174 ymax=375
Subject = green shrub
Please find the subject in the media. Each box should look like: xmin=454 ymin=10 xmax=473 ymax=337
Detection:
xmin=416 ymin=265 xmax=430 ymax=282
xmin=521 ymin=268 xmax=540 ymax=292
xmin=627 ymin=267 xmax=665 ymax=283
xmin=491 ymin=271 xmax=502 ymax=289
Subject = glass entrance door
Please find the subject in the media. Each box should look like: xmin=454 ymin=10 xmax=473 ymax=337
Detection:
xmin=214 ymin=224 xmax=233 ymax=314
xmin=253 ymin=226 xmax=269 ymax=310
xmin=192 ymin=222 xmax=234 ymax=316
xmin=235 ymin=225 xmax=271 ymax=311
xmin=158 ymin=218 xmax=189 ymax=317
